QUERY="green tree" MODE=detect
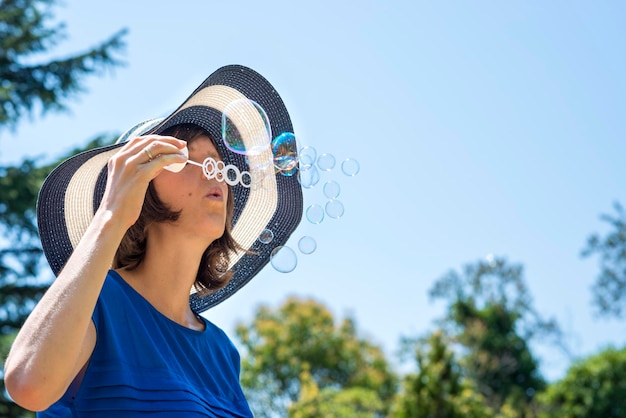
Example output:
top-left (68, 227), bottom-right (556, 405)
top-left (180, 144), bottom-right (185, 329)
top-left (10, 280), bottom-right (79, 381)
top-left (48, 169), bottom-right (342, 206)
top-left (581, 201), bottom-right (626, 319)
top-left (0, 158), bottom-right (56, 418)
top-left (235, 296), bottom-right (398, 418)
top-left (0, 136), bottom-right (112, 417)
top-left (0, 0), bottom-right (126, 129)
top-left (429, 256), bottom-right (561, 416)
top-left (288, 365), bottom-right (384, 418)
top-left (389, 330), bottom-right (493, 418)
top-left (538, 347), bottom-right (626, 418)
top-left (0, 0), bottom-right (125, 414)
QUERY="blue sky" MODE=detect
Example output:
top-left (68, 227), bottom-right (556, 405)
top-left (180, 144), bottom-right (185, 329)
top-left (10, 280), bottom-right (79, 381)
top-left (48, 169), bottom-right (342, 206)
top-left (2, 1), bottom-right (625, 381)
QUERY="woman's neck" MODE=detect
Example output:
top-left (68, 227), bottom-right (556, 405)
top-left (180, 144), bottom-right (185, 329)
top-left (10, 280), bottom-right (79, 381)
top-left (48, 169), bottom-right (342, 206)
top-left (116, 231), bottom-right (209, 330)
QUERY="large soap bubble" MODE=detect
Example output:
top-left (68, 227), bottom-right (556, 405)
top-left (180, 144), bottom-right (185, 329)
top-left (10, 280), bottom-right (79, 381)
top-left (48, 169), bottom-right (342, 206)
top-left (222, 99), bottom-right (272, 156)
top-left (270, 246), bottom-right (297, 273)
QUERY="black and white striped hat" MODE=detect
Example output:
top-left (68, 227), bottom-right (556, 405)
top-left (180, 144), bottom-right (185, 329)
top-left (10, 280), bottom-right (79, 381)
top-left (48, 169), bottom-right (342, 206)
top-left (36, 65), bottom-right (303, 312)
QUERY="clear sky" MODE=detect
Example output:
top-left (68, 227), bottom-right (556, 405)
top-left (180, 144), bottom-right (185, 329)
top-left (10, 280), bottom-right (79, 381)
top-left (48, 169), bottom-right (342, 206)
top-left (2, 0), bottom-right (625, 381)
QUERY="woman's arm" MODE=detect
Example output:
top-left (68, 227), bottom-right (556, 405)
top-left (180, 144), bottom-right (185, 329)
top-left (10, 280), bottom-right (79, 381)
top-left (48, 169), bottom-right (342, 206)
top-left (3, 136), bottom-right (187, 411)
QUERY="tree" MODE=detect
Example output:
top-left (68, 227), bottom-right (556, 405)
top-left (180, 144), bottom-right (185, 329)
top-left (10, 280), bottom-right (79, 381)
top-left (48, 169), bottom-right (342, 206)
top-left (0, 0), bottom-right (127, 129)
top-left (538, 347), bottom-right (626, 418)
top-left (581, 201), bottom-right (626, 319)
top-left (389, 330), bottom-right (492, 418)
top-left (288, 364), bottom-right (384, 418)
top-left (429, 256), bottom-right (561, 416)
top-left (0, 1), bottom-right (126, 414)
top-left (235, 296), bottom-right (398, 418)
top-left (0, 154), bottom-right (55, 415)
top-left (0, 136), bottom-right (113, 417)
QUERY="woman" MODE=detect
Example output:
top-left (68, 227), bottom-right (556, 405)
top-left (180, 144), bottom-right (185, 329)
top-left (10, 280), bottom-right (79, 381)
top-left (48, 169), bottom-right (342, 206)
top-left (4, 65), bottom-right (303, 416)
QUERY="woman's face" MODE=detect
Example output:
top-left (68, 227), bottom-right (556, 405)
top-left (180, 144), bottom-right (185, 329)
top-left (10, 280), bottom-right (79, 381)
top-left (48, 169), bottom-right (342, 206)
top-left (152, 135), bottom-right (229, 245)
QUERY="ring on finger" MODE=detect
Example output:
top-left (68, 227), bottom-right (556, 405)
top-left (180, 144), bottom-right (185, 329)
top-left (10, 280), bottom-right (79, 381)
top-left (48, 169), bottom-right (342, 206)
top-left (144, 147), bottom-right (154, 162)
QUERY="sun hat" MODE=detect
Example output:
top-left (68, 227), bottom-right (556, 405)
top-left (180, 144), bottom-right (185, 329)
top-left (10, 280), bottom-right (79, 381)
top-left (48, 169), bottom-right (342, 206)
top-left (36, 65), bottom-right (303, 312)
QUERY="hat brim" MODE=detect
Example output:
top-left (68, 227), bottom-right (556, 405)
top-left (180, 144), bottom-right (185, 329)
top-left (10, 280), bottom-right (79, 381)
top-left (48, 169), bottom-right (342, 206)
top-left (37, 65), bottom-right (303, 312)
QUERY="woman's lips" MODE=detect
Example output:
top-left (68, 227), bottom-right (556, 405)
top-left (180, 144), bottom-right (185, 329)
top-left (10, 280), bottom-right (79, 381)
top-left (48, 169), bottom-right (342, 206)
top-left (205, 186), bottom-right (223, 200)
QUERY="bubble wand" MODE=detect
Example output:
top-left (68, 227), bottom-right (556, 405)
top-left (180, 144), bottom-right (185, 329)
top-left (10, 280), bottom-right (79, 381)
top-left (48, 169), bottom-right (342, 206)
top-left (164, 147), bottom-right (253, 188)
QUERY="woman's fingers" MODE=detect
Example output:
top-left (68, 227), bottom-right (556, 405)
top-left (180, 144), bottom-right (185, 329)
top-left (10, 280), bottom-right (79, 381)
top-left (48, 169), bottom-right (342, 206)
top-left (121, 135), bottom-right (188, 170)
top-left (98, 135), bottom-right (188, 228)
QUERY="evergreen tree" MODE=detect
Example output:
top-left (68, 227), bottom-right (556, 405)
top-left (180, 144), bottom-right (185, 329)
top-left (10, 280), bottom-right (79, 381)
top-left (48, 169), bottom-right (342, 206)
top-left (0, 0), bottom-right (126, 129)
top-left (0, 0), bottom-right (125, 414)
top-left (0, 136), bottom-right (113, 417)
top-left (0, 158), bottom-right (50, 418)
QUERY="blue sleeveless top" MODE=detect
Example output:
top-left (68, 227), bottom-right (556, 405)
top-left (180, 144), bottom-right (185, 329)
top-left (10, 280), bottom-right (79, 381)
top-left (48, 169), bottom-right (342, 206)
top-left (38, 270), bottom-right (253, 417)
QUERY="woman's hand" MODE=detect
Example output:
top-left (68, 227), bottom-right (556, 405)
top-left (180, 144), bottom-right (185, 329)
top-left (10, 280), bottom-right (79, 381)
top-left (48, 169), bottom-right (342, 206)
top-left (99, 135), bottom-right (188, 229)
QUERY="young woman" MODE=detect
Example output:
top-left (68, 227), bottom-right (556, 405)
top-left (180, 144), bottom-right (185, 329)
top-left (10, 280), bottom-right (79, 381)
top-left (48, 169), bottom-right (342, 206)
top-left (4, 65), bottom-right (303, 417)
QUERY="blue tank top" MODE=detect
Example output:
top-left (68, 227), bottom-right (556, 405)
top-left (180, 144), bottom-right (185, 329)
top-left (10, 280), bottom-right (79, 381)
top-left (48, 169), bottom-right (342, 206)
top-left (38, 270), bottom-right (253, 417)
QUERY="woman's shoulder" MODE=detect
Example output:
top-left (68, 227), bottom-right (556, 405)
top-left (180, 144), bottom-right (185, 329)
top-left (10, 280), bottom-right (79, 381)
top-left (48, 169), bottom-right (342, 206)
top-left (94, 270), bottom-right (143, 317)
top-left (98, 269), bottom-right (134, 302)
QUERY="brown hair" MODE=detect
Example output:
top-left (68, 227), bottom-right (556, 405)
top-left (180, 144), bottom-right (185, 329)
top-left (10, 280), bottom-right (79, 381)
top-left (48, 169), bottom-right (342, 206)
top-left (113, 124), bottom-right (240, 294)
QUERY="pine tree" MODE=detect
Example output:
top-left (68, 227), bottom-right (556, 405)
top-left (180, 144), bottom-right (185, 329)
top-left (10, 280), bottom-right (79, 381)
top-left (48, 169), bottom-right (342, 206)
top-left (0, 1), bottom-right (125, 415)
top-left (0, 0), bottom-right (126, 129)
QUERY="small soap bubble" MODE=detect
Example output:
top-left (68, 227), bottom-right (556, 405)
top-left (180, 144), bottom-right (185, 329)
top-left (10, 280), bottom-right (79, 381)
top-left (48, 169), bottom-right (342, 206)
top-left (306, 204), bottom-right (325, 224)
top-left (249, 169), bottom-right (273, 191)
top-left (323, 181), bottom-right (341, 199)
top-left (270, 246), bottom-right (298, 273)
top-left (222, 99), bottom-right (271, 156)
top-left (245, 154), bottom-right (273, 173)
top-left (341, 158), bottom-right (360, 176)
top-left (298, 236), bottom-right (317, 255)
top-left (258, 229), bottom-right (274, 244)
top-left (272, 132), bottom-right (298, 176)
top-left (317, 153), bottom-right (336, 171)
top-left (299, 146), bottom-right (317, 166)
top-left (325, 199), bottom-right (345, 219)
top-left (298, 164), bottom-right (320, 189)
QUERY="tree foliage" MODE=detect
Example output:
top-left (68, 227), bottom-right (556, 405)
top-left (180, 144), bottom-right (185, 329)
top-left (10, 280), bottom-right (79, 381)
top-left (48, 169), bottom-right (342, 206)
top-left (581, 201), bottom-right (626, 319)
top-left (389, 330), bottom-right (492, 418)
top-left (538, 347), bottom-right (626, 418)
top-left (288, 364), bottom-right (384, 418)
top-left (235, 297), bottom-right (398, 418)
top-left (0, 156), bottom-right (56, 418)
top-left (429, 256), bottom-right (559, 415)
top-left (0, 1), bottom-right (126, 414)
top-left (0, 0), bottom-right (126, 129)
top-left (0, 135), bottom-right (113, 416)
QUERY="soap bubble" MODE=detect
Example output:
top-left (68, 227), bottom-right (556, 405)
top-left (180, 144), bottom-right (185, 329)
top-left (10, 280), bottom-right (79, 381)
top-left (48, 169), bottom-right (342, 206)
top-left (325, 199), bottom-right (344, 219)
top-left (298, 236), bottom-right (317, 255)
top-left (248, 169), bottom-right (273, 191)
top-left (258, 229), bottom-right (274, 244)
top-left (299, 146), bottom-right (317, 166)
top-left (323, 181), bottom-right (341, 199)
top-left (341, 158), bottom-right (360, 176)
top-left (317, 153), bottom-right (336, 171)
top-left (222, 99), bottom-right (271, 156)
top-left (244, 153), bottom-right (273, 174)
top-left (306, 204), bottom-right (324, 224)
top-left (298, 164), bottom-right (320, 189)
top-left (272, 132), bottom-right (298, 176)
top-left (270, 246), bottom-right (297, 273)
